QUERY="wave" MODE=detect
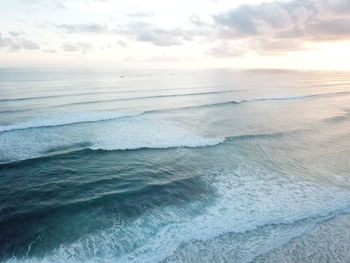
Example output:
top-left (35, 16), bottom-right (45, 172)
top-left (183, 90), bottom-right (350, 109)
top-left (0, 122), bottom-right (304, 165)
top-left (225, 130), bottom-right (301, 142)
top-left (1, 90), bottom-right (349, 134)
top-left (2, 89), bottom-right (350, 117)
top-left (0, 111), bottom-right (143, 133)
top-left (281, 82), bottom-right (350, 90)
top-left (0, 109), bottom-right (304, 165)
top-left (250, 90), bottom-right (350, 103)
top-left (52, 90), bottom-right (238, 108)
top-left (323, 110), bottom-right (350, 123)
top-left (0, 85), bottom-right (228, 103)
top-left (0, 90), bottom-right (142, 102)
top-left (139, 92), bottom-right (339, 114)
top-left (89, 137), bottom-right (224, 151)
top-left (0, 126), bottom-right (305, 165)
top-left (252, 213), bottom-right (350, 263)
top-left (5, 167), bottom-right (350, 263)
top-left (1, 79), bottom-right (349, 104)
top-left (0, 117), bottom-right (225, 163)
top-left (128, 93), bottom-right (327, 117)
top-left (304, 82), bottom-right (350, 88)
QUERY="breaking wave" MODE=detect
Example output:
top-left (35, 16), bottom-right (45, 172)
top-left (5, 167), bottom-right (350, 263)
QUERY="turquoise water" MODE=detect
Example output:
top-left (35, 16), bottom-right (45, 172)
top-left (0, 68), bottom-right (350, 262)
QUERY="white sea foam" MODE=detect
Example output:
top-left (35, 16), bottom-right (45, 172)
top-left (89, 118), bottom-right (224, 151)
top-left (254, 213), bottom-right (350, 263)
top-left (7, 166), bottom-right (350, 263)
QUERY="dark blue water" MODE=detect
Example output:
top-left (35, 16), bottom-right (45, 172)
top-left (1, 69), bottom-right (350, 262)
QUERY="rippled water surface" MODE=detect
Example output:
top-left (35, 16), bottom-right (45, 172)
top-left (1, 68), bottom-right (350, 262)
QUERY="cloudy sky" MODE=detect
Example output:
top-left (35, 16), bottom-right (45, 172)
top-left (1, 0), bottom-right (350, 70)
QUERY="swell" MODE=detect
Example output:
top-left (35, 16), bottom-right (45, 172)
top-left (0, 174), bottom-right (207, 260)
top-left (148, 89), bottom-right (350, 112)
top-left (0, 89), bottom-right (237, 114)
top-left (140, 90), bottom-right (350, 116)
top-left (225, 130), bottom-right (302, 141)
top-left (0, 111), bottom-right (144, 133)
top-left (302, 82), bottom-right (350, 88)
top-left (323, 110), bottom-right (350, 123)
top-left (251, 90), bottom-right (350, 102)
top-left (1, 81), bottom-right (349, 103)
top-left (51, 90), bottom-right (238, 108)
top-left (0, 85), bottom-right (228, 103)
top-left (0, 174), bottom-right (200, 226)
top-left (1, 90), bottom-right (349, 133)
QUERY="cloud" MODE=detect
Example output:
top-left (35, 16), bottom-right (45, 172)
top-left (253, 38), bottom-right (308, 55)
top-left (207, 42), bottom-right (250, 57)
top-left (306, 18), bottom-right (350, 40)
top-left (62, 43), bottom-right (79, 52)
top-left (44, 48), bottom-right (57, 54)
top-left (123, 55), bottom-right (194, 63)
top-left (21, 38), bottom-right (41, 50)
top-left (8, 31), bottom-right (24, 37)
top-left (55, 21), bottom-right (192, 47)
top-left (120, 0), bottom-right (350, 51)
top-left (144, 55), bottom-right (192, 62)
top-left (20, 0), bottom-right (66, 10)
top-left (126, 12), bottom-right (155, 18)
top-left (214, 5), bottom-right (258, 36)
top-left (52, 0), bottom-right (350, 54)
top-left (123, 22), bottom-right (192, 46)
top-left (207, 0), bottom-right (350, 56)
top-left (0, 33), bottom-right (40, 51)
top-left (213, 0), bottom-right (350, 40)
top-left (61, 42), bottom-right (94, 53)
top-left (189, 15), bottom-right (211, 27)
top-left (58, 23), bottom-right (107, 34)
top-left (117, 40), bottom-right (128, 47)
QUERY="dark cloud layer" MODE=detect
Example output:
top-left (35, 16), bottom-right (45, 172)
top-left (213, 0), bottom-right (350, 40)
top-left (206, 0), bottom-right (350, 56)
top-left (306, 18), bottom-right (350, 40)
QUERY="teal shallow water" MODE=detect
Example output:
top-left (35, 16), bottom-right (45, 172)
top-left (0, 69), bottom-right (350, 262)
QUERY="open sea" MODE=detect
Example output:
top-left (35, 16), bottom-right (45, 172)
top-left (0, 68), bottom-right (350, 263)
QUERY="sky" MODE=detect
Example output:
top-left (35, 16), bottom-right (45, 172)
top-left (0, 0), bottom-right (350, 70)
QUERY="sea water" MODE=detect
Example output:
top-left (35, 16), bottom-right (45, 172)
top-left (0, 68), bottom-right (349, 262)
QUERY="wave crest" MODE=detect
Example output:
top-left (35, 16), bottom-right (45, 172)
top-left (0, 111), bottom-right (143, 133)
top-left (0, 116), bottom-right (225, 163)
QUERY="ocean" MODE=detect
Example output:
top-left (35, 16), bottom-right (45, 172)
top-left (0, 68), bottom-right (349, 263)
